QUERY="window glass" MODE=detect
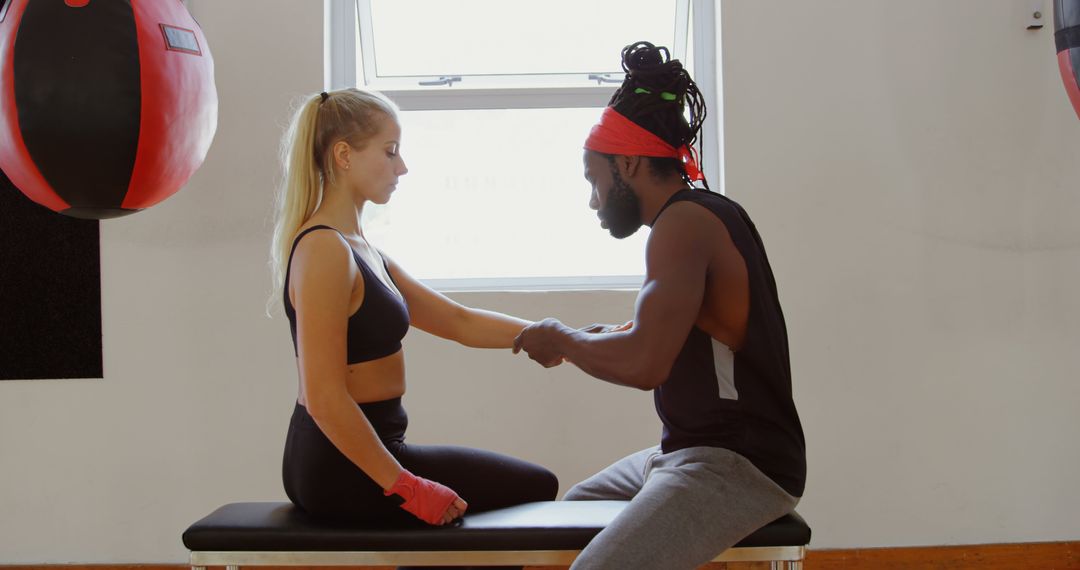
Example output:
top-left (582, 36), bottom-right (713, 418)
top-left (363, 107), bottom-right (650, 281)
top-left (365, 0), bottom-right (678, 79)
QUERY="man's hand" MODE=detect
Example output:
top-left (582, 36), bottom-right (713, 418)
top-left (578, 321), bottom-right (633, 334)
top-left (513, 318), bottom-right (570, 367)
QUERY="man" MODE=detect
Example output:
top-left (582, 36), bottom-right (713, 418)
top-left (513, 42), bottom-right (806, 570)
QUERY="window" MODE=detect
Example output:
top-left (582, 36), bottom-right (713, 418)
top-left (326, 0), bottom-right (720, 290)
top-left (356, 0), bottom-right (684, 90)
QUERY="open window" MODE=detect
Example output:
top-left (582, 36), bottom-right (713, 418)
top-left (326, 0), bottom-right (719, 290)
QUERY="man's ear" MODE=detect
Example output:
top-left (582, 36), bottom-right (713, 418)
top-left (619, 155), bottom-right (643, 178)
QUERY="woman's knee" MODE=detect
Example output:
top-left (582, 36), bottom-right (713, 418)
top-left (538, 467), bottom-right (559, 500)
top-left (520, 464), bottom-right (559, 501)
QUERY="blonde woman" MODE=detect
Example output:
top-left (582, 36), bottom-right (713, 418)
top-left (272, 88), bottom-right (557, 529)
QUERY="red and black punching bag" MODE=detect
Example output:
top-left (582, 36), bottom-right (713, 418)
top-left (1056, 0), bottom-right (1080, 119)
top-left (0, 0), bottom-right (216, 219)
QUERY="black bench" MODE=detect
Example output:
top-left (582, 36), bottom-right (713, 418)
top-left (183, 500), bottom-right (810, 568)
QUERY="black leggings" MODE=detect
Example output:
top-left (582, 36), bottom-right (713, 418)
top-left (282, 398), bottom-right (559, 527)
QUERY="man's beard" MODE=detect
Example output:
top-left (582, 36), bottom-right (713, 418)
top-left (598, 168), bottom-right (643, 239)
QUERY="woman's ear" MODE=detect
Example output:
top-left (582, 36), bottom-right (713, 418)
top-left (332, 140), bottom-right (352, 171)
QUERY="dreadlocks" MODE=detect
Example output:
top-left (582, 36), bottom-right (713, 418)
top-left (606, 41), bottom-right (709, 190)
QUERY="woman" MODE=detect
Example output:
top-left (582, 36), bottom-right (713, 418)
top-left (271, 88), bottom-right (558, 528)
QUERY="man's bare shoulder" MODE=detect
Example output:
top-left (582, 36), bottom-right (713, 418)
top-left (649, 198), bottom-right (727, 245)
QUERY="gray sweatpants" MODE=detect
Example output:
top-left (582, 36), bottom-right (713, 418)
top-left (564, 446), bottom-right (798, 570)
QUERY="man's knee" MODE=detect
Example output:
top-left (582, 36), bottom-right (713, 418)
top-left (563, 476), bottom-right (633, 501)
top-left (562, 481), bottom-right (595, 501)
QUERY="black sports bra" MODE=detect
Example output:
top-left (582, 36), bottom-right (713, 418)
top-left (283, 225), bottom-right (410, 364)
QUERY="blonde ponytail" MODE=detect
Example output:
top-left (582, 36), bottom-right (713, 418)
top-left (270, 95), bottom-right (322, 300)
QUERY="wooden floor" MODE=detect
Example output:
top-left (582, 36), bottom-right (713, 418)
top-left (803, 541), bottom-right (1080, 569)
top-left (4, 543), bottom-right (1080, 570)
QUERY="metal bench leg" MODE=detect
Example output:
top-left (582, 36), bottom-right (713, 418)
top-left (226, 566), bottom-right (239, 570)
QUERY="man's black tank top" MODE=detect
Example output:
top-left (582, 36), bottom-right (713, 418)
top-left (653, 189), bottom-right (806, 497)
top-left (283, 225), bottom-right (410, 364)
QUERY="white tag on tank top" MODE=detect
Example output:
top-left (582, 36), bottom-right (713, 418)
top-left (711, 338), bottom-right (739, 400)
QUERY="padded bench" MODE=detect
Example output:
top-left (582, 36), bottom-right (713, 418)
top-left (183, 500), bottom-right (810, 568)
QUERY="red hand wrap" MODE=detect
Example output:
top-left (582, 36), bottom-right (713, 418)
top-left (384, 470), bottom-right (460, 525)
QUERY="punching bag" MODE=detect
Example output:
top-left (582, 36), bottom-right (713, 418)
top-left (0, 0), bottom-right (217, 219)
top-left (1056, 0), bottom-right (1080, 119)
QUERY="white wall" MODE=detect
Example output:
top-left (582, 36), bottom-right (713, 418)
top-left (0, 0), bottom-right (1078, 562)
top-left (722, 0), bottom-right (1080, 549)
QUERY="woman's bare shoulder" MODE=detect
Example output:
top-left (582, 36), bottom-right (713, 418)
top-left (290, 228), bottom-right (355, 285)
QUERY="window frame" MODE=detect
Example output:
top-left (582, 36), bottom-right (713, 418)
top-left (323, 0), bottom-right (721, 291)
top-left (352, 0), bottom-right (690, 98)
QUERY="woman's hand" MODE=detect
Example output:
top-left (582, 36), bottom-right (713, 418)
top-left (441, 496), bottom-right (469, 525)
top-left (384, 469), bottom-right (469, 525)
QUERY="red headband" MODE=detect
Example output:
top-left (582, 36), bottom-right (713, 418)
top-left (583, 107), bottom-right (703, 182)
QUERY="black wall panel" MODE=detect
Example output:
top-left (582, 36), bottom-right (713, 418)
top-left (0, 169), bottom-right (102, 380)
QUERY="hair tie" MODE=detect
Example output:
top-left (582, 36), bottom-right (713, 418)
top-left (319, 91), bottom-right (329, 104)
top-left (633, 87), bottom-right (678, 101)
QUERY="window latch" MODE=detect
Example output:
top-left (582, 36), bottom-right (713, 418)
top-left (588, 73), bottom-right (622, 85)
top-left (418, 76), bottom-right (462, 87)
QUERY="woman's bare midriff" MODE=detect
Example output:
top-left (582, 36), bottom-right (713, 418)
top-left (297, 350), bottom-right (407, 407)
top-left (344, 350), bottom-right (407, 402)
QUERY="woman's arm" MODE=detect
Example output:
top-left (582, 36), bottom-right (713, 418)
top-left (291, 231), bottom-right (404, 489)
top-left (292, 233), bottom-right (467, 525)
top-left (383, 254), bottom-right (531, 348)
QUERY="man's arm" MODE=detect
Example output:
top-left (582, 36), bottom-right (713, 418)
top-left (515, 201), bottom-right (713, 389)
